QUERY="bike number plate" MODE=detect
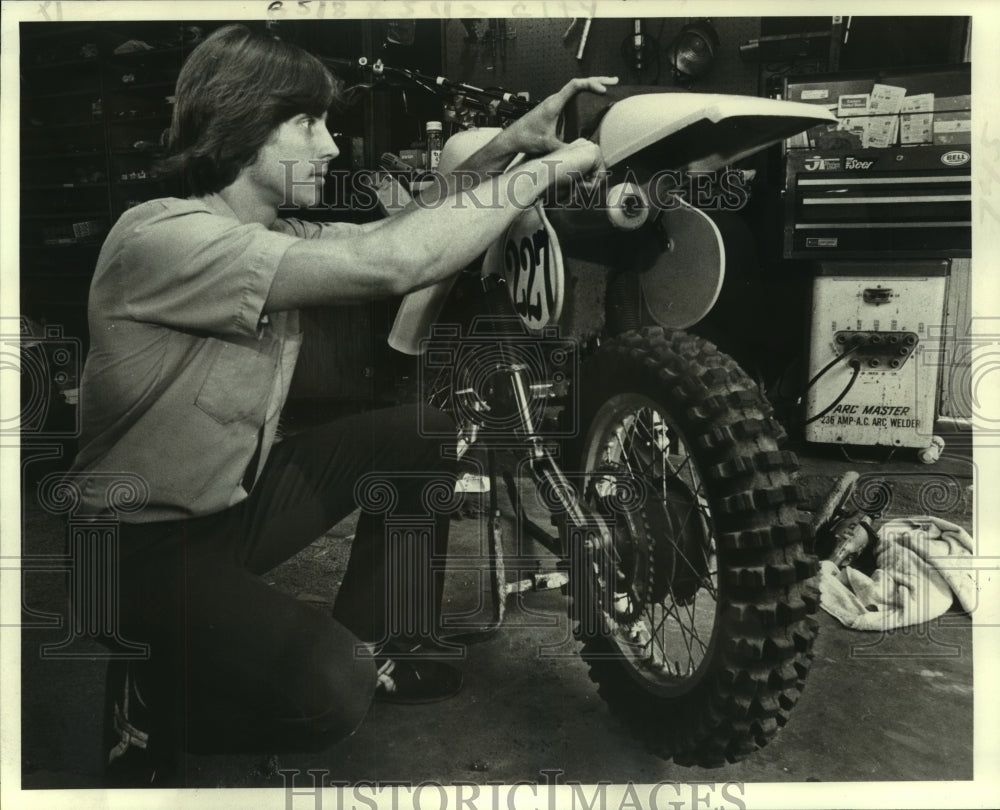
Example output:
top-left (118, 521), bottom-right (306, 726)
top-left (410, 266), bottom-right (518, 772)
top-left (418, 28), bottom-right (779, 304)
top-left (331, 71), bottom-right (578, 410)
top-left (488, 203), bottom-right (564, 332)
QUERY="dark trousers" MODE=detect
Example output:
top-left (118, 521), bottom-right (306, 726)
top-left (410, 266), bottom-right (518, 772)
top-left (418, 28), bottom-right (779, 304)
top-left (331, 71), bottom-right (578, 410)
top-left (111, 405), bottom-right (455, 753)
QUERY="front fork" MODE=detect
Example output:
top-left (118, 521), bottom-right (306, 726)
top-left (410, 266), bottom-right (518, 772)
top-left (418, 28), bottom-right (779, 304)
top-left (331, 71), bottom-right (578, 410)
top-left (452, 277), bottom-right (613, 636)
top-left (477, 273), bottom-right (602, 545)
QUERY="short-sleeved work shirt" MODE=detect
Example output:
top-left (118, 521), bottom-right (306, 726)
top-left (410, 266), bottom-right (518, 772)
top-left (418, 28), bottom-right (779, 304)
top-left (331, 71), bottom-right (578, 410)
top-left (71, 194), bottom-right (353, 522)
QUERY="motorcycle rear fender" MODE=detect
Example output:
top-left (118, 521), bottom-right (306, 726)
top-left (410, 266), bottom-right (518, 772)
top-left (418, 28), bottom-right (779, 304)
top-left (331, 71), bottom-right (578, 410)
top-left (426, 91), bottom-right (838, 176)
top-left (593, 92), bottom-right (837, 170)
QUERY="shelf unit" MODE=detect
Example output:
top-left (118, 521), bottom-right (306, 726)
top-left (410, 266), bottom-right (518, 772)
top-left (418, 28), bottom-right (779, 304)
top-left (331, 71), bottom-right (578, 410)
top-left (19, 21), bottom-right (210, 343)
top-left (20, 22), bottom-right (199, 240)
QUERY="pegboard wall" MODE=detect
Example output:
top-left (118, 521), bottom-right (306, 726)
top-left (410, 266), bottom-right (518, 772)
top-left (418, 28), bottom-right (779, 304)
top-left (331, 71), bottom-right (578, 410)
top-left (443, 17), bottom-right (762, 103)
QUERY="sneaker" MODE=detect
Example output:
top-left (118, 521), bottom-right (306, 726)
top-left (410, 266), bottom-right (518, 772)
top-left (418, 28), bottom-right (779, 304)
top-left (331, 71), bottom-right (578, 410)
top-left (374, 657), bottom-right (463, 704)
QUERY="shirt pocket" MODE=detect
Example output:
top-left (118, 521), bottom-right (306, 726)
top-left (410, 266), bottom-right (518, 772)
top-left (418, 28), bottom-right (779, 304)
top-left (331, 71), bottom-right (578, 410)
top-left (194, 337), bottom-right (278, 425)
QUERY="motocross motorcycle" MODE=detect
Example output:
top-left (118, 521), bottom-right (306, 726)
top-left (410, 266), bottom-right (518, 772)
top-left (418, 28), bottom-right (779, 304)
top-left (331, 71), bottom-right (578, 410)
top-left (349, 61), bottom-right (836, 767)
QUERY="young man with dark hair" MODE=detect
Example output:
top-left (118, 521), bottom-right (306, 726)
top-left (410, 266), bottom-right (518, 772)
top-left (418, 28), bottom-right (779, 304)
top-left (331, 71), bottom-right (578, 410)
top-left (71, 23), bottom-right (614, 785)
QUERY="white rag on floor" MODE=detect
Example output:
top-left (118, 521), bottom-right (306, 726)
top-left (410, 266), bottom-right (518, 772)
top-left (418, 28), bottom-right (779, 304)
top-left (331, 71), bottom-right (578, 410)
top-left (818, 515), bottom-right (977, 631)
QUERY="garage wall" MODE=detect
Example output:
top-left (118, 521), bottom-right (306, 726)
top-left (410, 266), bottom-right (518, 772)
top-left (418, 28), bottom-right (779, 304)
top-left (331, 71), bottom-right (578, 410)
top-left (442, 17), bottom-right (761, 102)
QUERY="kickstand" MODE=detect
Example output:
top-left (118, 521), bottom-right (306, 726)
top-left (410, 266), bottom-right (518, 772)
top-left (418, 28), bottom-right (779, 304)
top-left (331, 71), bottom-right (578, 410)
top-left (441, 450), bottom-right (569, 646)
top-left (487, 448), bottom-right (506, 629)
top-left (501, 469), bottom-right (561, 554)
top-left (441, 448), bottom-right (506, 646)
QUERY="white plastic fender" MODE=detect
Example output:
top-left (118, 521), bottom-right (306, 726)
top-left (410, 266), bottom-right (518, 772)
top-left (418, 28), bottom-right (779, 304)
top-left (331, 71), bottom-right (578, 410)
top-left (596, 93), bottom-right (837, 170)
top-left (388, 128), bottom-right (504, 356)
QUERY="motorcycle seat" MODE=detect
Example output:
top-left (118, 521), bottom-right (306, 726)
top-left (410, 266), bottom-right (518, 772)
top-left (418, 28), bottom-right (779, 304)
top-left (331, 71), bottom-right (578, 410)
top-left (561, 84), bottom-right (686, 141)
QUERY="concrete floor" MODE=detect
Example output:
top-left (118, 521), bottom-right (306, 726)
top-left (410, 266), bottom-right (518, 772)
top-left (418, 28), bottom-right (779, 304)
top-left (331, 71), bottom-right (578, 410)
top-left (14, 438), bottom-right (980, 798)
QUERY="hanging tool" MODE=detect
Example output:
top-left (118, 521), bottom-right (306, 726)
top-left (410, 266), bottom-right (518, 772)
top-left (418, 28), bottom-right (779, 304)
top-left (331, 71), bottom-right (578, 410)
top-left (461, 18), bottom-right (479, 44)
top-left (630, 19), bottom-right (645, 71)
top-left (563, 17), bottom-right (593, 61)
top-left (576, 18), bottom-right (592, 61)
top-left (488, 18), bottom-right (498, 71)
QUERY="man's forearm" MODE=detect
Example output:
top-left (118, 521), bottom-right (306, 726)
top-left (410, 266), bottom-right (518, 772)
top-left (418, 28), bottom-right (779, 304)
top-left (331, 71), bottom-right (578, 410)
top-left (455, 126), bottom-right (521, 177)
top-left (265, 156), bottom-right (558, 311)
top-left (358, 126), bottom-right (519, 230)
top-left (363, 130), bottom-right (518, 230)
top-left (408, 126), bottom-right (521, 209)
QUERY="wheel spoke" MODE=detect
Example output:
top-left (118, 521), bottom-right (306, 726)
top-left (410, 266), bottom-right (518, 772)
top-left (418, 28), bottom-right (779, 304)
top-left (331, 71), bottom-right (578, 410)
top-left (648, 595), bottom-right (697, 674)
top-left (654, 594), bottom-right (689, 656)
top-left (619, 409), bottom-right (658, 477)
top-left (678, 595), bottom-right (710, 654)
top-left (643, 609), bottom-right (671, 671)
top-left (666, 593), bottom-right (702, 662)
top-left (666, 598), bottom-right (708, 665)
top-left (663, 469), bottom-right (718, 601)
top-left (701, 571), bottom-right (719, 601)
top-left (668, 451), bottom-right (695, 482)
top-left (614, 426), bottom-right (636, 477)
top-left (648, 601), bottom-right (671, 640)
top-left (588, 399), bottom-right (725, 685)
top-left (620, 412), bottom-right (718, 602)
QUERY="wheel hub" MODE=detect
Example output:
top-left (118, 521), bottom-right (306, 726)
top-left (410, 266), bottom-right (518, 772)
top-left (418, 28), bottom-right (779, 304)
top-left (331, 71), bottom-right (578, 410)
top-left (644, 474), bottom-right (712, 604)
top-left (591, 467), bottom-right (712, 613)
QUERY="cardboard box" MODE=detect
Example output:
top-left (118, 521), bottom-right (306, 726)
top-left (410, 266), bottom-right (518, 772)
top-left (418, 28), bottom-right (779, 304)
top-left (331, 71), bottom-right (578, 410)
top-left (838, 93), bottom-right (871, 117)
top-left (933, 110), bottom-right (972, 145)
top-left (934, 94), bottom-right (971, 113)
top-left (397, 148), bottom-right (426, 170)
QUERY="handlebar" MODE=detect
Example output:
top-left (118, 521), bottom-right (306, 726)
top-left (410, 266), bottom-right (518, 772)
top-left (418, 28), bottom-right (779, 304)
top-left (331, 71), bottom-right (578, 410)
top-left (322, 56), bottom-right (536, 123)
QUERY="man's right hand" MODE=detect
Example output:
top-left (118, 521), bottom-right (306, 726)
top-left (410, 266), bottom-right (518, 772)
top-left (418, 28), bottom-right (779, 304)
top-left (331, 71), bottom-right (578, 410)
top-left (536, 137), bottom-right (605, 188)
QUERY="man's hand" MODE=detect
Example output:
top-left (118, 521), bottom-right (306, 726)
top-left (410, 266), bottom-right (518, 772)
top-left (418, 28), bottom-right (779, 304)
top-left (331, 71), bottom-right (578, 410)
top-left (541, 138), bottom-right (604, 187)
top-left (501, 76), bottom-right (619, 156)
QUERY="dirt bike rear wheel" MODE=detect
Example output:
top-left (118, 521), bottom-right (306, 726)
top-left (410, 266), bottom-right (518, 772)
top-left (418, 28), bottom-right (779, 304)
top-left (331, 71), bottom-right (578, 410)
top-left (565, 326), bottom-right (819, 767)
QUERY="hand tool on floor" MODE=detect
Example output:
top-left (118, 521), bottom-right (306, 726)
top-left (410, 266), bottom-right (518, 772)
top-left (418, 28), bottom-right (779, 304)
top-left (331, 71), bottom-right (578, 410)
top-left (811, 471), bottom-right (877, 568)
